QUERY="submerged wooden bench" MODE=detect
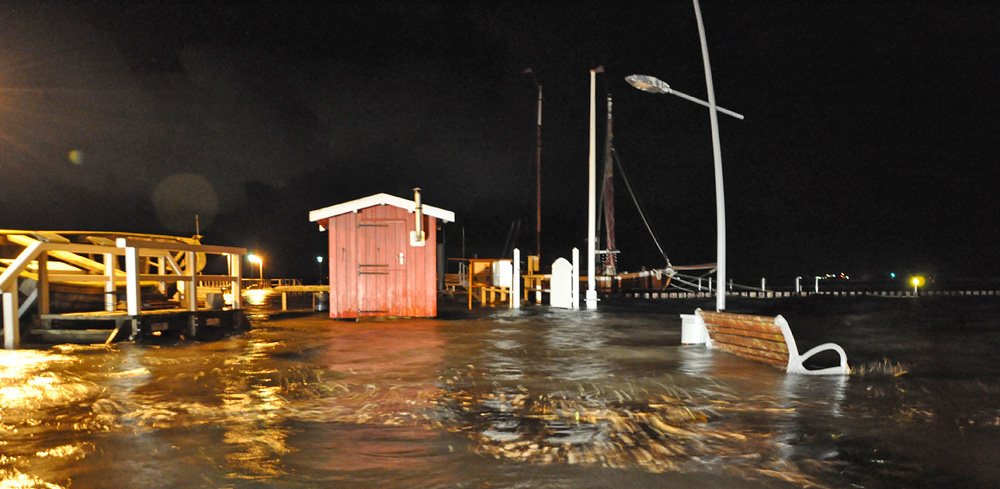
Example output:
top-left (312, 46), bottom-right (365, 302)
top-left (695, 309), bottom-right (849, 375)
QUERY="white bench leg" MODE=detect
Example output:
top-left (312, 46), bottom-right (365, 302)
top-left (788, 342), bottom-right (849, 375)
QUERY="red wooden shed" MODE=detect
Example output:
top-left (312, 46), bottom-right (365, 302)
top-left (308, 190), bottom-right (455, 319)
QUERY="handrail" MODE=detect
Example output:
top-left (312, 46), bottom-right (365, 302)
top-left (115, 237), bottom-right (245, 255)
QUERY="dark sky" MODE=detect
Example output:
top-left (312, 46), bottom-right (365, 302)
top-left (2, 1), bottom-right (998, 284)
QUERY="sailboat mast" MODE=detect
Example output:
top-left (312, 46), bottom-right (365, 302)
top-left (601, 93), bottom-right (617, 275)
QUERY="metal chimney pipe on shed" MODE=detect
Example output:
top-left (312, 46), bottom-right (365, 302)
top-left (412, 187), bottom-right (424, 245)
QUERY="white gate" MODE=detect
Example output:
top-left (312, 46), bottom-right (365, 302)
top-left (549, 257), bottom-right (573, 309)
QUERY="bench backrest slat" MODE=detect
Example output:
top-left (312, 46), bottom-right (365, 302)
top-left (712, 342), bottom-right (789, 367)
top-left (707, 326), bottom-right (786, 343)
top-left (699, 311), bottom-right (791, 368)
top-left (707, 333), bottom-right (790, 366)
top-left (701, 312), bottom-right (783, 335)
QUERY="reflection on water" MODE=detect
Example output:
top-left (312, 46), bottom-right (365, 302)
top-left (2, 297), bottom-right (1000, 488)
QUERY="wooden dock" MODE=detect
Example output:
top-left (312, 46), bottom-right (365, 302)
top-left (271, 284), bottom-right (328, 311)
top-left (2, 231), bottom-right (250, 349)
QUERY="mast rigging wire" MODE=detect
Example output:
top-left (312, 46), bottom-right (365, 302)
top-left (612, 147), bottom-right (672, 268)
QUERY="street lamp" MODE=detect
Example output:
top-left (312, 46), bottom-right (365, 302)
top-left (624, 75), bottom-right (744, 120)
top-left (247, 254), bottom-right (263, 282)
top-left (623, 0), bottom-right (743, 312)
top-left (626, 73), bottom-right (743, 312)
top-left (316, 255), bottom-right (324, 285)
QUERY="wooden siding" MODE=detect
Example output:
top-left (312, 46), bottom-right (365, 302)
top-left (326, 204), bottom-right (438, 319)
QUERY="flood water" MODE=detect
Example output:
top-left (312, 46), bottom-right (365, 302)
top-left (2, 294), bottom-right (999, 488)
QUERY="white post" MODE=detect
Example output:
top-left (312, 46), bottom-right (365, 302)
top-left (708, 277), bottom-right (713, 295)
top-left (535, 262), bottom-right (542, 304)
top-left (3, 288), bottom-right (18, 349)
top-left (230, 253), bottom-right (243, 309)
top-left (814, 276), bottom-right (820, 293)
top-left (693, 0), bottom-right (726, 312)
top-left (125, 245), bottom-right (142, 316)
top-left (795, 276), bottom-right (802, 293)
top-left (761, 277), bottom-right (766, 291)
top-left (572, 247), bottom-right (581, 309)
top-left (698, 277), bottom-right (703, 291)
top-left (157, 256), bottom-right (167, 295)
top-left (586, 68), bottom-right (599, 310)
top-left (104, 252), bottom-right (117, 311)
top-left (512, 248), bottom-right (521, 309)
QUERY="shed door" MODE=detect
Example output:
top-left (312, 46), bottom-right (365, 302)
top-left (356, 220), bottom-right (406, 316)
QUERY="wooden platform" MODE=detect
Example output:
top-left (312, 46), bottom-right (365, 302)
top-left (3, 231), bottom-right (249, 349)
top-left (270, 285), bottom-right (328, 311)
top-left (30, 307), bottom-right (250, 345)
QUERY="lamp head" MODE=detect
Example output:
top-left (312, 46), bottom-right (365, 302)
top-left (625, 74), bottom-right (671, 94)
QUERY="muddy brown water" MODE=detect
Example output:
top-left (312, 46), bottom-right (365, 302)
top-left (2, 295), bottom-right (999, 488)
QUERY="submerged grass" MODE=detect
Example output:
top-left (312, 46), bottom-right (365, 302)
top-left (850, 357), bottom-right (909, 377)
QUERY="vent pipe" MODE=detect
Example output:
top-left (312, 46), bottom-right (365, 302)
top-left (411, 187), bottom-right (425, 246)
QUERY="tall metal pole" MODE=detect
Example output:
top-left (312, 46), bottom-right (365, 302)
top-left (535, 84), bottom-right (543, 259)
top-left (524, 69), bottom-right (544, 260)
top-left (586, 67), bottom-right (602, 310)
top-left (693, 0), bottom-right (727, 312)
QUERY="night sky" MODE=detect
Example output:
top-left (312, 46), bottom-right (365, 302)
top-left (2, 1), bottom-right (998, 285)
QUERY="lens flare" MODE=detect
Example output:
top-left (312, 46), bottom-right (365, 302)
top-left (68, 149), bottom-right (85, 165)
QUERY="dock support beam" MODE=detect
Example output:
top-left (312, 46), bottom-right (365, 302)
top-left (229, 253), bottom-right (243, 309)
top-left (38, 253), bottom-right (50, 316)
top-left (188, 313), bottom-right (198, 338)
top-left (104, 251), bottom-right (117, 311)
top-left (185, 251), bottom-right (198, 311)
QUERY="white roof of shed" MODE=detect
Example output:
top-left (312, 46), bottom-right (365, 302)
top-left (308, 193), bottom-right (455, 228)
